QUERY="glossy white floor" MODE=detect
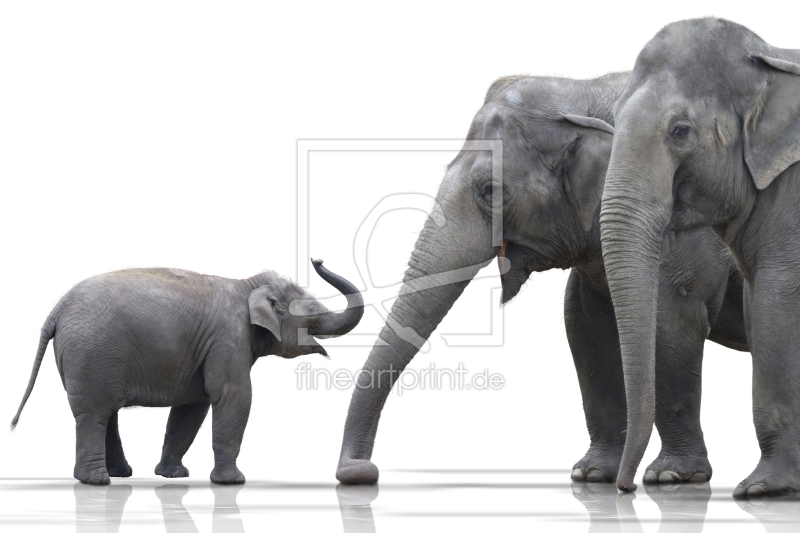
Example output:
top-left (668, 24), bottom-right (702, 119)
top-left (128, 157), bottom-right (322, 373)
top-left (2, 471), bottom-right (798, 533)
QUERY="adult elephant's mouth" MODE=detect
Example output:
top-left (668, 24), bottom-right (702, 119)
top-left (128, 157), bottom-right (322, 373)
top-left (497, 240), bottom-right (509, 262)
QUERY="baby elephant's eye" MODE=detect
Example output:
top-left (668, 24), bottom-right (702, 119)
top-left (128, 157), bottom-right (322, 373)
top-left (671, 124), bottom-right (690, 138)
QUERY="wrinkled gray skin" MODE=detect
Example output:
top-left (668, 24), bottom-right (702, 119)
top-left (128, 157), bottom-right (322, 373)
top-left (12, 259), bottom-right (363, 485)
top-left (336, 72), bottom-right (749, 485)
top-left (599, 18), bottom-right (800, 497)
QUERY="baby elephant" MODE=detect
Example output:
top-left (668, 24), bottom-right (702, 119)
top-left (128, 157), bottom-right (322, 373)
top-left (11, 259), bottom-right (363, 485)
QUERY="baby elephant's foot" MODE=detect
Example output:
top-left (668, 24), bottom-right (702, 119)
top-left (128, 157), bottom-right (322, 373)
top-left (643, 454), bottom-right (712, 484)
top-left (336, 458), bottom-right (379, 484)
top-left (571, 448), bottom-right (622, 482)
top-left (106, 461), bottom-right (133, 478)
top-left (733, 457), bottom-right (800, 499)
top-left (75, 463), bottom-right (111, 485)
top-left (211, 465), bottom-right (245, 484)
top-left (155, 458), bottom-right (190, 478)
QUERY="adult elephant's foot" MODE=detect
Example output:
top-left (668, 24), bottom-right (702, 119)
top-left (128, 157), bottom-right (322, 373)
top-left (643, 454), bottom-right (711, 484)
top-left (571, 448), bottom-right (621, 482)
top-left (336, 457), bottom-right (379, 484)
top-left (155, 458), bottom-right (189, 478)
top-left (732, 457), bottom-right (800, 499)
top-left (210, 465), bottom-right (245, 484)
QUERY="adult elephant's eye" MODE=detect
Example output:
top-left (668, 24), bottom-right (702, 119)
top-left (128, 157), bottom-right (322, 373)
top-left (481, 183), bottom-right (494, 204)
top-left (480, 181), bottom-right (507, 206)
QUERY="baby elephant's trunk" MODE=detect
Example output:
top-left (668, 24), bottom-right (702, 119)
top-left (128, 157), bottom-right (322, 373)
top-left (310, 259), bottom-right (364, 337)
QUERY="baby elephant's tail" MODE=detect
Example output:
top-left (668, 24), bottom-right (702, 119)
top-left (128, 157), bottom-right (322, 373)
top-left (10, 304), bottom-right (60, 430)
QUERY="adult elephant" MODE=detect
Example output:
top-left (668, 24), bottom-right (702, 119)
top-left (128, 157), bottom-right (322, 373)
top-left (336, 72), bottom-right (748, 485)
top-left (598, 18), bottom-right (800, 497)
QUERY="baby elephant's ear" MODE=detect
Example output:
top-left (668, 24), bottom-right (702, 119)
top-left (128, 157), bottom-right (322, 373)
top-left (249, 286), bottom-right (282, 342)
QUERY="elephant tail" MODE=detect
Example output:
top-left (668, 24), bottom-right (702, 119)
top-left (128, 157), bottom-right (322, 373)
top-left (10, 302), bottom-right (61, 431)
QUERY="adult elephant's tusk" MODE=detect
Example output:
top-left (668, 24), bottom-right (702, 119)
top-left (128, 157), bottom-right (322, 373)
top-left (497, 240), bottom-right (510, 274)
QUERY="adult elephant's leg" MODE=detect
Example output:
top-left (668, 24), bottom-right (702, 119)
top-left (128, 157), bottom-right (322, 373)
top-left (105, 412), bottom-right (132, 477)
top-left (734, 273), bottom-right (800, 498)
top-left (565, 270), bottom-right (627, 483)
top-left (644, 285), bottom-right (711, 484)
top-left (155, 401), bottom-right (211, 478)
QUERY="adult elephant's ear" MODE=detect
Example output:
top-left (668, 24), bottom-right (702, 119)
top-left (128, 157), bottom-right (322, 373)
top-left (249, 286), bottom-right (282, 341)
top-left (744, 54), bottom-right (800, 190)
top-left (560, 114), bottom-right (615, 232)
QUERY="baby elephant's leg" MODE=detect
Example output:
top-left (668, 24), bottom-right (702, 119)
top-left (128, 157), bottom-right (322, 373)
top-left (204, 361), bottom-right (252, 484)
top-left (155, 401), bottom-right (211, 478)
top-left (105, 412), bottom-right (132, 477)
top-left (209, 394), bottom-right (251, 484)
top-left (73, 409), bottom-right (115, 485)
top-left (65, 346), bottom-right (127, 484)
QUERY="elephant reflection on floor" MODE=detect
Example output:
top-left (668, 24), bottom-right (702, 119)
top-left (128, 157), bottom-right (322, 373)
top-left (155, 485), bottom-right (199, 533)
top-left (73, 483), bottom-right (132, 533)
top-left (72, 483), bottom-right (246, 533)
top-left (336, 484), bottom-right (379, 533)
top-left (737, 498), bottom-right (800, 533)
top-left (572, 481), bottom-right (712, 533)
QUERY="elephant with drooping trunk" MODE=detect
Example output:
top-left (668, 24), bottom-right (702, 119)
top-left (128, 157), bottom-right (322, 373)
top-left (11, 259), bottom-right (363, 484)
top-left (336, 72), bottom-right (749, 485)
top-left (599, 18), bottom-right (800, 497)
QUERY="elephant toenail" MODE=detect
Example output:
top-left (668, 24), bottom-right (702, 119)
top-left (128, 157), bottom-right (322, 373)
top-left (571, 468), bottom-right (585, 481)
top-left (585, 469), bottom-right (605, 482)
top-left (688, 472), bottom-right (708, 483)
top-left (643, 470), bottom-right (657, 484)
top-left (658, 470), bottom-right (680, 483)
top-left (746, 484), bottom-right (766, 497)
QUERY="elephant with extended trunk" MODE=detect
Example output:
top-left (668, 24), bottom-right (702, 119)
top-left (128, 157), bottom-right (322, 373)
top-left (11, 259), bottom-right (363, 485)
top-left (336, 72), bottom-right (749, 485)
top-left (599, 18), bottom-right (800, 497)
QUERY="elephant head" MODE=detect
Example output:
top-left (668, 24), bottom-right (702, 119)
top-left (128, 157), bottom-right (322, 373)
top-left (336, 72), bottom-right (629, 483)
top-left (598, 18), bottom-right (800, 491)
top-left (250, 259), bottom-right (364, 358)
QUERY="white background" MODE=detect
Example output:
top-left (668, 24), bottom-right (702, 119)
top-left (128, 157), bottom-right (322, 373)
top-left (0, 0), bottom-right (791, 520)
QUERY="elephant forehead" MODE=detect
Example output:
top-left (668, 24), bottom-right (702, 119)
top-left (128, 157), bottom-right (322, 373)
top-left (288, 296), bottom-right (327, 316)
top-left (635, 20), bottom-right (764, 100)
top-left (619, 76), bottom-right (720, 128)
top-left (646, 18), bottom-right (754, 63)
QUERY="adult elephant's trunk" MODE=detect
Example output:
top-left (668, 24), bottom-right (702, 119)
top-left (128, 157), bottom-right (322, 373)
top-left (599, 125), bottom-right (675, 492)
top-left (336, 182), bottom-right (496, 484)
top-left (311, 259), bottom-right (365, 337)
